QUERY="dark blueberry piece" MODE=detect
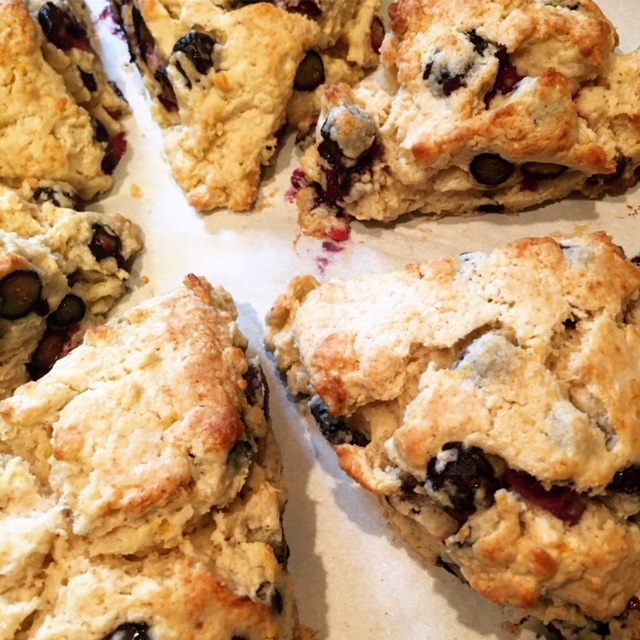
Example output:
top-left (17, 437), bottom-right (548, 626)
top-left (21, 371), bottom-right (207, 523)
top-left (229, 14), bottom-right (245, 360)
top-left (154, 69), bottom-right (179, 112)
top-left (286, 1), bottom-right (322, 17)
top-left (79, 68), bottom-right (98, 92)
top-left (521, 162), bottom-right (567, 180)
top-left (294, 50), bottom-right (325, 92)
top-left (370, 15), bottom-right (385, 54)
top-left (466, 29), bottom-right (489, 55)
top-left (243, 362), bottom-right (268, 413)
top-left (628, 596), bottom-right (640, 611)
top-left (89, 224), bottom-right (122, 262)
top-left (588, 155), bottom-right (628, 186)
top-left (272, 588), bottom-right (284, 615)
top-left (272, 535), bottom-right (290, 566)
top-left (131, 6), bottom-right (154, 63)
top-left (470, 153), bottom-right (514, 185)
top-left (102, 622), bottom-right (151, 640)
top-left (173, 31), bottom-right (216, 83)
top-left (37, 2), bottom-right (92, 52)
top-left (476, 203), bottom-right (505, 213)
top-left (505, 469), bottom-right (586, 526)
top-left (47, 294), bottom-right (86, 329)
top-left (426, 442), bottom-right (501, 522)
top-left (562, 315), bottom-right (578, 330)
top-left (92, 117), bottom-right (110, 145)
top-left (227, 439), bottom-right (253, 471)
top-left (27, 328), bottom-right (68, 379)
top-left (309, 397), bottom-right (369, 446)
top-left (423, 62), bottom-right (465, 96)
top-left (632, 254), bottom-right (640, 267)
top-left (484, 45), bottom-right (523, 107)
top-left (32, 186), bottom-right (84, 210)
top-left (0, 270), bottom-right (42, 320)
top-left (607, 465), bottom-right (640, 494)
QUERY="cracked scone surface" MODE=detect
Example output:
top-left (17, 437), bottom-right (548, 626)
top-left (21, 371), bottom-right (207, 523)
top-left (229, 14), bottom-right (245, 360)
top-left (0, 185), bottom-right (142, 398)
top-left (294, 0), bottom-right (640, 237)
top-left (0, 0), bottom-right (128, 201)
top-left (111, 0), bottom-right (382, 211)
top-left (0, 275), bottom-right (302, 640)
top-left (266, 232), bottom-right (640, 634)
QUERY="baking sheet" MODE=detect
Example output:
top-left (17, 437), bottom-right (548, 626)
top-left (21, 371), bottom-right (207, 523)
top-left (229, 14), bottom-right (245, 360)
top-left (88, 3), bottom-right (640, 638)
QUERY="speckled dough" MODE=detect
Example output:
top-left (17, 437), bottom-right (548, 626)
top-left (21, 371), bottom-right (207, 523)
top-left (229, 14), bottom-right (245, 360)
top-left (111, 0), bottom-right (382, 211)
top-left (266, 232), bottom-right (640, 633)
top-left (295, 0), bottom-right (640, 237)
top-left (0, 275), bottom-right (304, 640)
top-left (0, 0), bottom-right (128, 201)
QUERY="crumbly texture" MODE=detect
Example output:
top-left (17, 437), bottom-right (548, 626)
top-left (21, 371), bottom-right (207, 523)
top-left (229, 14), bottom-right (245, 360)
top-left (111, 0), bottom-right (382, 211)
top-left (0, 275), bottom-right (303, 639)
top-left (0, 0), bottom-right (127, 201)
top-left (295, 0), bottom-right (640, 237)
top-left (0, 185), bottom-right (142, 399)
top-left (266, 232), bottom-right (640, 633)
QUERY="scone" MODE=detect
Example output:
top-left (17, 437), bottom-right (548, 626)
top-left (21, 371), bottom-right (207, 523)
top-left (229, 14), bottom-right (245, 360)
top-left (0, 0), bottom-right (128, 203)
top-left (110, 0), bottom-right (382, 212)
top-left (294, 0), bottom-right (640, 238)
top-left (266, 232), bottom-right (640, 636)
top-left (0, 185), bottom-right (142, 398)
top-left (0, 275), bottom-right (304, 639)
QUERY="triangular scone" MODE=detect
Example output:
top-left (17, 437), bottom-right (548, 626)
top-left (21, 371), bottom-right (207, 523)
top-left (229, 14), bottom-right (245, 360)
top-left (0, 0), bottom-right (128, 202)
top-left (294, 0), bottom-right (640, 237)
top-left (111, 0), bottom-right (382, 211)
top-left (0, 185), bottom-right (142, 397)
top-left (266, 232), bottom-right (640, 635)
top-left (0, 275), bottom-right (305, 639)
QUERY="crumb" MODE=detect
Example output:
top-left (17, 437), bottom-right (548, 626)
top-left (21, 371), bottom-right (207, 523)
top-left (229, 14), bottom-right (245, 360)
top-left (130, 183), bottom-right (144, 199)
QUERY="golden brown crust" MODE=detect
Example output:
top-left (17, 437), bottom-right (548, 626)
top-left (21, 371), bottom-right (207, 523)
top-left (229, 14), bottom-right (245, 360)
top-left (296, 0), bottom-right (640, 232)
top-left (266, 232), bottom-right (640, 629)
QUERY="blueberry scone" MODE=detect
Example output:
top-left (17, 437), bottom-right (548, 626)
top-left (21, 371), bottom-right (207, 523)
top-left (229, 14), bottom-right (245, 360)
top-left (0, 185), bottom-right (142, 398)
top-left (266, 232), bottom-right (640, 636)
top-left (294, 0), bottom-right (640, 238)
top-left (110, 0), bottom-right (383, 212)
top-left (0, 275), bottom-right (305, 639)
top-left (0, 0), bottom-right (128, 203)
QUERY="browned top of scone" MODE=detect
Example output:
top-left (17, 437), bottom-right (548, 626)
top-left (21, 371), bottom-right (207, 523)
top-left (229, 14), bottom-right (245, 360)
top-left (0, 0), bottom-right (113, 199)
top-left (0, 274), bottom-right (263, 555)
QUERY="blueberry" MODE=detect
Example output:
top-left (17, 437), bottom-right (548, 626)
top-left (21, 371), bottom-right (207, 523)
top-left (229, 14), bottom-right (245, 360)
top-left (309, 397), bottom-right (369, 446)
top-left (370, 16), bottom-right (385, 54)
top-left (484, 45), bottom-right (523, 107)
top-left (32, 186), bottom-right (84, 211)
top-left (423, 62), bottom-right (465, 97)
top-left (243, 362), bottom-right (268, 414)
top-left (426, 442), bottom-right (501, 521)
top-left (607, 465), bottom-right (640, 494)
top-left (172, 31), bottom-right (216, 86)
top-left (103, 623), bottom-right (151, 640)
top-left (469, 153), bottom-right (514, 185)
top-left (294, 50), bottom-right (325, 92)
top-left (27, 328), bottom-right (68, 379)
top-left (37, 2), bottom-right (91, 52)
top-left (79, 68), bottom-right (98, 92)
top-left (47, 294), bottom-right (86, 329)
top-left (89, 224), bottom-right (122, 263)
top-left (0, 270), bottom-right (42, 320)
top-left (505, 469), bottom-right (586, 526)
